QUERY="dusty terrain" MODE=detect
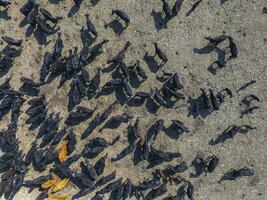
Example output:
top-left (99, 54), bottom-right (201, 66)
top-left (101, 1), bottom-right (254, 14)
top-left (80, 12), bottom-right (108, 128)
top-left (0, 0), bottom-right (267, 199)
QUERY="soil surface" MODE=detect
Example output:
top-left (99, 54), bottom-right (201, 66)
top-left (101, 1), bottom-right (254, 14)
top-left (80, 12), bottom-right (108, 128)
top-left (0, 0), bottom-right (266, 200)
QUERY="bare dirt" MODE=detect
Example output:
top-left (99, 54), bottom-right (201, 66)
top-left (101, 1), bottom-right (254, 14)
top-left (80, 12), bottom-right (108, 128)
top-left (0, 0), bottom-right (267, 200)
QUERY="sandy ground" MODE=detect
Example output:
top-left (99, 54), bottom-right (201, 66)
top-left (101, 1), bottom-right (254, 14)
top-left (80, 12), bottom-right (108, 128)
top-left (0, 0), bottom-right (267, 199)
